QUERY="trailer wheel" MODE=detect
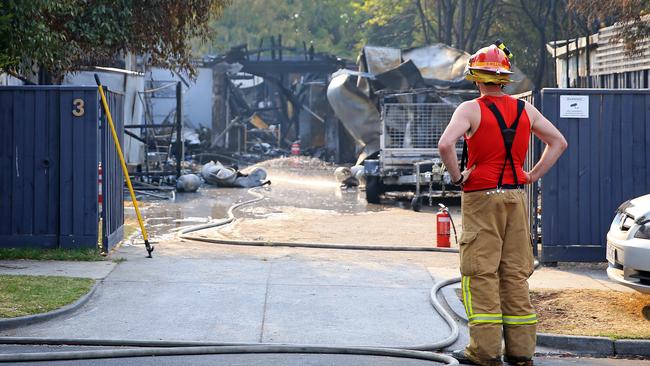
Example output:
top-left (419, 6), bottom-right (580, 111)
top-left (411, 196), bottom-right (422, 212)
top-left (365, 176), bottom-right (383, 204)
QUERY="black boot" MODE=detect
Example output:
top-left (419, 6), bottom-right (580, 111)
top-left (452, 350), bottom-right (503, 366)
top-left (504, 355), bottom-right (533, 366)
top-left (452, 350), bottom-right (480, 365)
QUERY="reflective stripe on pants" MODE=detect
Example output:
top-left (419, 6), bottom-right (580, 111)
top-left (503, 314), bottom-right (537, 325)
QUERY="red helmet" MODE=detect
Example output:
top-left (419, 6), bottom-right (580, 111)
top-left (465, 43), bottom-right (515, 84)
top-left (467, 44), bottom-right (512, 74)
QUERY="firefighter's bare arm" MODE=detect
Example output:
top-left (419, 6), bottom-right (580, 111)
top-left (524, 101), bottom-right (568, 183)
top-left (439, 101), bottom-right (478, 184)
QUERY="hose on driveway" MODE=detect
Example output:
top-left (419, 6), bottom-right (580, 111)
top-left (0, 276), bottom-right (460, 365)
top-left (177, 188), bottom-right (460, 252)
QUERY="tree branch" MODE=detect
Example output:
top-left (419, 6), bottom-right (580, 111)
top-left (414, 0), bottom-right (432, 43)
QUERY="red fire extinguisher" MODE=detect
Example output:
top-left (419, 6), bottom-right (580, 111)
top-left (436, 207), bottom-right (451, 248)
top-left (291, 140), bottom-right (301, 155)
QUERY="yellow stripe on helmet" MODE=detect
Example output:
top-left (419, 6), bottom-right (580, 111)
top-left (465, 69), bottom-right (515, 84)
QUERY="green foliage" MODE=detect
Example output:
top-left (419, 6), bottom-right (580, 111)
top-left (195, 0), bottom-right (366, 59)
top-left (0, 3), bottom-right (15, 70)
top-left (0, 275), bottom-right (95, 318)
top-left (353, 0), bottom-right (422, 48)
top-left (4, 0), bottom-right (644, 88)
top-left (0, 0), bottom-right (229, 82)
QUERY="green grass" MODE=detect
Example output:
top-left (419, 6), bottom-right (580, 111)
top-left (0, 275), bottom-right (95, 318)
top-left (0, 248), bottom-right (105, 261)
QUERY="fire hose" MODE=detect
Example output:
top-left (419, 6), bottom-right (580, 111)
top-left (178, 188), bottom-right (459, 253)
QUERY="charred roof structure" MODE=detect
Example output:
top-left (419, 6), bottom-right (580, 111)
top-left (201, 36), bottom-right (353, 163)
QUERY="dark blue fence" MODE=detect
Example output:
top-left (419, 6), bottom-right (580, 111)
top-left (0, 85), bottom-right (124, 250)
top-left (101, 88), bottom-right (125, 252)
top-left (540, 88), bottom-right (650, 262)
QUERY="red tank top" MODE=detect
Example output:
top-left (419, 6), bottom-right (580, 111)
top-left (462, 95), bottom-right (531, 192)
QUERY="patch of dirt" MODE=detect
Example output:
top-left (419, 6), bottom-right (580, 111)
top-left (455, 289), bottom-right (650, 339)
top-left (207, 205), bottom-right (448, 248)
top-left (531, 289), bottom-right (650, 339)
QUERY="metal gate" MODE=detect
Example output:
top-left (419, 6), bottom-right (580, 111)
top-left (514, 91), bottom-right (542, 257)
top-left (0, 85), bottom-right (124, 251)
top-left (539, 88), bottom-right (650, 262)
top-left (100, 89), bottom-right (125, 252)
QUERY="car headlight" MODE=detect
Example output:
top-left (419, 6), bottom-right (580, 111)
top-left (634, 222), bottom-right (650, 239)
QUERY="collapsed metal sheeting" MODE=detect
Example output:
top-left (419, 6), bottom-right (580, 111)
top-left (402, 44), bottom-right (468, 82)
top-left (326, 74), bottom-right (381, 165)
top-left (327, 43), bottom-right (534, 163)
top-left (375, 60), bottom-right (426, 91)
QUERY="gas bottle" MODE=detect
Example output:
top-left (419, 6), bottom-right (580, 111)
top-left (436, 209), bottom-right (451, 247)
top-left (291, 141), bottom-right (301, 155)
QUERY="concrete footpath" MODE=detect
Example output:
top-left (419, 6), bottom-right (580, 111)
top-left (0, 260), bottom-right (116, 279)
top-left (0, 247), bottom-right (464, 349)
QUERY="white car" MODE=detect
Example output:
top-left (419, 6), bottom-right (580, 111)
top-left (606, 194), bottom-right (650, 293)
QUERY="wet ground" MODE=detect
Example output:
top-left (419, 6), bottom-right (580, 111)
top-left (128, 159), bottom-right (462, 248)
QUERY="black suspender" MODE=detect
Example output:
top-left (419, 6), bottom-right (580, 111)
top-left (460, 99), bottom-right (525, 188)
top-left (486, 99), bottom-right (525, 187)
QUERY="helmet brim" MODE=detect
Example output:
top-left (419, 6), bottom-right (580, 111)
top-left (465, 73), bottom-right (516, 84)
top-left (467, 66), bottom-right (513, 74)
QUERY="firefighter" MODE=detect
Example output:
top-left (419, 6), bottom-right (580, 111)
top-left (438, 41), bottom-right (567, 366)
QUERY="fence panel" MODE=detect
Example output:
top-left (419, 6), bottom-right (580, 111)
top-left (58, 88), bottom-right (100, 248)
top-left (540, 88), bottom-right (650, 262)
top-left (101, 89), bottom-right (125, 251)
top-left (0, 85), bottom-right (125, 251)
top-left (0, 86), bottom-right (99, 249)
top-left (513, 91), bottom-right (541, 256)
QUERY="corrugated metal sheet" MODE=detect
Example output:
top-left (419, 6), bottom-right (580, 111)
top-left (592, 23), bottom-right (650, 75)
top-left (540, 88), bottom-right (650, 262)
top-left (549, 17), bottom-right (650, 88)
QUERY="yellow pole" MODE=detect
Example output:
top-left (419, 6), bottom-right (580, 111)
top-left (95, 74), bottom-right (154, 258)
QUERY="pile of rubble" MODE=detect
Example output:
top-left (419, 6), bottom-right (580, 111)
top-left (176, 161), bottom-right (269, 193)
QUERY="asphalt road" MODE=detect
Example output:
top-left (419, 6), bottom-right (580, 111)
top-left (1, 346), bottom-right (649, 365)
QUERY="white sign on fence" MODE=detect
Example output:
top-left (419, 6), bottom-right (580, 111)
top-left (560, 95), bottom-right (589, 118)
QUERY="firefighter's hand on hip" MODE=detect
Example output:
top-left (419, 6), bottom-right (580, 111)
top-left (454, 165), bottom-right (476, 186)
top-left (524, 171), bottom-right (538, 184)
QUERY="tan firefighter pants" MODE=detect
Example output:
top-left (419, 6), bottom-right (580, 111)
top-left (460, 188), bottom-right (537, 364)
